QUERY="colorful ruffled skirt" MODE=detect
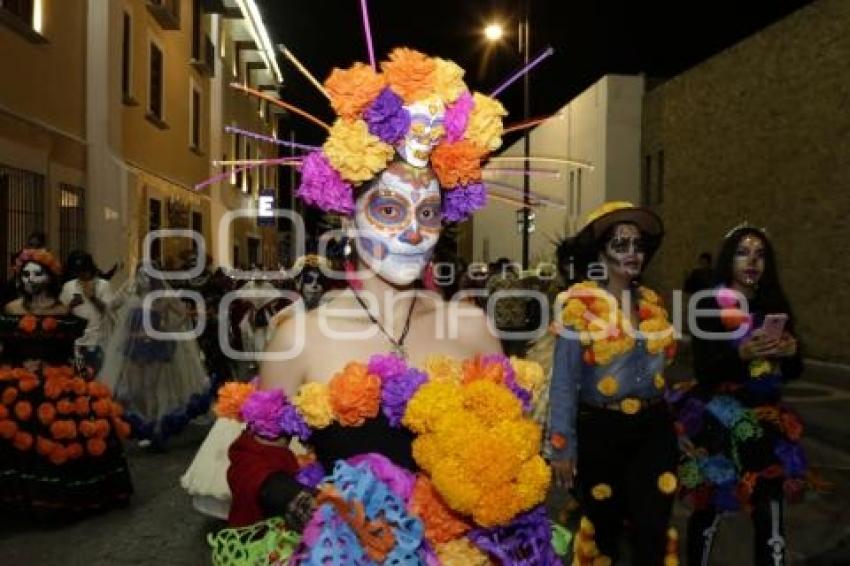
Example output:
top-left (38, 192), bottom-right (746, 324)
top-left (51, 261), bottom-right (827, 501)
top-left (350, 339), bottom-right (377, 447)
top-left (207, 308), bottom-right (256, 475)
top-left (0, 364), bottom-right (133, 517)
top-left (670, 380), bottom-right (807, 513)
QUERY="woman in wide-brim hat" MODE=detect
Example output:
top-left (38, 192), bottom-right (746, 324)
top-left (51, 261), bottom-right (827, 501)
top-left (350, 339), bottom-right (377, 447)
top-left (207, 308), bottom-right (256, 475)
top-left (548, 201), bottom-right (680, 565)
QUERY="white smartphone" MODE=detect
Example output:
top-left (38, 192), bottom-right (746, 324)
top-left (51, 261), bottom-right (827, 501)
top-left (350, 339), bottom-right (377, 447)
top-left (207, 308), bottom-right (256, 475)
top-left (760, 313), bottom-right (788, 341)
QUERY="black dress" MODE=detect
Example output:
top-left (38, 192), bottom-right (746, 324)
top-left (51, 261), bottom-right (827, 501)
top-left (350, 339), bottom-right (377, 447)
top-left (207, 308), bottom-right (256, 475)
top-left (0, 312), bottom-right (133, 518)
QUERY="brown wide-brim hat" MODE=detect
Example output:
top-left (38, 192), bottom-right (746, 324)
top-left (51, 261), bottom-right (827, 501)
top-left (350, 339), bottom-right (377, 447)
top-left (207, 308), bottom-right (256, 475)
top-left (576, 201), bottom-right (664, 242)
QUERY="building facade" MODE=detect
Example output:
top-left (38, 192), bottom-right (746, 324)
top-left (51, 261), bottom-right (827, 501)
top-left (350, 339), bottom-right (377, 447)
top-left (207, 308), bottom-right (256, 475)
top-left (474, 74), bottom-right (645, 267)
top-left (0, 0), bottom-right (283, 281)
top-left (641, 0), bottom-right (849, 363)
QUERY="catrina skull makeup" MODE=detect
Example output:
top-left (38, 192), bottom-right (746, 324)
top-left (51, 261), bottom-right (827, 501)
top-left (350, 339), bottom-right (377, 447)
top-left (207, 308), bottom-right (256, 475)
top-left (20, 261), bottom-right (49, 296)
top-left (353, 160), bottom-right (442, 286)
top-left (396, 98), bottom-right (446, 168)
top-left (733, 234), bottom-right (765, 288)
top-left (300, 268), bottom-right (325, 309)
top-left (602, 223), bottom-right (646, 280)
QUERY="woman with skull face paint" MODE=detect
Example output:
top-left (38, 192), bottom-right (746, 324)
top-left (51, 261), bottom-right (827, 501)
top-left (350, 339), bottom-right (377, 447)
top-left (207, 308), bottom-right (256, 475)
top-left (675, 225), bottom-right (804, 566)
top-left (548, 202), bottom-right (679, 565)
top-left (0, 249), bottom-right (133, 518)
top-left (207, 49), bottom-right (562, 565)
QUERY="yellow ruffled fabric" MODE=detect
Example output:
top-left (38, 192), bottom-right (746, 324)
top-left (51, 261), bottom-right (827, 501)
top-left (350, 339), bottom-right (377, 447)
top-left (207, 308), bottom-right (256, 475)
top-left (322, 119), bottom-right (394, 183)
top-left (465, 93), bottom-right (507, 151)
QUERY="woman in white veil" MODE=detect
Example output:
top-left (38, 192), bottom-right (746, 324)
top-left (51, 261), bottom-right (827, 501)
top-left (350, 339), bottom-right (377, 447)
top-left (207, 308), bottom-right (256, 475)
top-left (100, 265), bottom-right (210, 447)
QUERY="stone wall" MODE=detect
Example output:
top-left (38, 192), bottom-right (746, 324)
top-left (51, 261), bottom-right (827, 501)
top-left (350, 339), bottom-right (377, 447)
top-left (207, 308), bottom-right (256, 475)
top-left (642, 0), bottom-right (850, 362)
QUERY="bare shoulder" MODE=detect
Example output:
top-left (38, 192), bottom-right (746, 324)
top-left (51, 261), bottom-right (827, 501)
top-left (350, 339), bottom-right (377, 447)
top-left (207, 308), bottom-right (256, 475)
top-left (446, 300), bottom-right (502, 354)
top-left (3, 299), bottom-right (24, 315)
top-left (261, 302), bottom-right (313, 397)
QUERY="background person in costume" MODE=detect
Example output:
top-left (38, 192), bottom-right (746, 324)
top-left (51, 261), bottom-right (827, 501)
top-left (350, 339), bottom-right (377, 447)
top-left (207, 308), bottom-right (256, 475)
top-left (0, 248), bottom-right (133, 517)
top-left (677, 225), bottom-right (803, 566)
top-left (60, 251), bottom-right (114, 375)
top-left (213, 47), bottom-right (559, 565)
top-left (548, 202), bottom-right (679, 565)
top-left (100, 265), bottom-right (210, 448)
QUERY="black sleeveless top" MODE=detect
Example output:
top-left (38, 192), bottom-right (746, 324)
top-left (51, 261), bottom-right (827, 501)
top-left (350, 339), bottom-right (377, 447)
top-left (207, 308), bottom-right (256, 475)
top-left (309, 412), bottom-right (416, 472)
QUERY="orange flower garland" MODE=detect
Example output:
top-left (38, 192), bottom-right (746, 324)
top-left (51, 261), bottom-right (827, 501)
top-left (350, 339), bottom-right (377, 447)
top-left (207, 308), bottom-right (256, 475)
top-left (18, 314), bottom-right (37, 334)
top-left (328, 362), bottom-right (381, 427)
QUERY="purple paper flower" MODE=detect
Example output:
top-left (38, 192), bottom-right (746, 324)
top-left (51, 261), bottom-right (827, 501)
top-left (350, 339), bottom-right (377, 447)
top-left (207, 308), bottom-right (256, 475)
top-left (775, 439), bottom-right (807, 477)
top-left (382, 368), bottom-right (428, 427)
top-left (296, 461), bottom-right (326, 489)
top-left (367, 353), bottom-right (408, 381)
top-left (445, 91), bottom-right (474, 142)
top-left (297, 151), bottom-right (354, 214)
top-left (241, 389), bottom-right (286, 439)
top-left (469, 505), bottom-right (559, 565)
top-left (442, 182), bottom-right (487, 223)
top-left (364, 87), bottom-right (410, 145)
top-left (279, 403), bottom-right (312, 442)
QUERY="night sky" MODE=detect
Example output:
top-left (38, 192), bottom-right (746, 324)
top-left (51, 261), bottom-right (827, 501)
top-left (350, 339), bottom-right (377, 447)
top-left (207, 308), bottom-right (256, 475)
top-left (259, 0), bottom-right (813, 146)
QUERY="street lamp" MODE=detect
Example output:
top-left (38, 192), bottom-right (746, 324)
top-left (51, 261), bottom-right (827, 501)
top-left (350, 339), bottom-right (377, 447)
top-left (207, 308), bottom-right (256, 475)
top-left (483, 1), bottom-right (532, 269)
top-left (484, 22), bottom-right (504, 42)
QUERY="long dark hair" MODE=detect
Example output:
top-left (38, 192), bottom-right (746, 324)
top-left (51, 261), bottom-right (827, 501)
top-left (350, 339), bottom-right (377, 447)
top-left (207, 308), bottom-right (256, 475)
top-left (556, 222), bottom-right (662, 286)
top-left (714, 227), bottom-right (794, 323)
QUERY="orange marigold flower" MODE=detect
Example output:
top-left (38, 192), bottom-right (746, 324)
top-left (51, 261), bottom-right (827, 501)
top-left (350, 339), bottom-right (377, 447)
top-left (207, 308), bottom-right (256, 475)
top-left (92, 398), bottom-right (111, 418)
top-left (66, 442), bottom-right (83, 460)
top-left (112, 417), bottom-right (131, 439)
top-left (13, 431), bottom-right (33, 451)
top-left (328, 362), bottom-right (381, 427)
top-left (325, 62), bottom-right (386, 120)
top-left (74, 396), bottom-right (90, 416)
top-left (409, 476), bottom-right (471, 545)
top-left (41, 316), bottom-right (58, 332)
top-left (18, 375), bottom-right (38, 392)
top-left (57, 399), bottom-right (75, 415)
top-left (2, 387), bottom-right (18, 405)
top-left (214, 381), bottom-right (256, 420)
top-left (44, 379), bottom-right (64, 400)
top-left (110, 400), bottom-right (124, 417)
top-left (36, 435), bottom-right (55, 456)
top-left (93, 419), bottom-right (111, 438)
top-left (430, 140), bottom-right (484, 187)
top-left (0, 419), bottom-right (17, 439)
top-left (86, 381), bottom-right (111, 398)
top-left (49, 445), bottom-right (68, 465)
top-left (14, 400), bottom-right (32, 421)
top-left (70, 377), bottom-right (87, 396)
top-left (381, 47), bottom-right (436, 103)
top-left (461, 355), bottom-right (505, 385)
top-left (79, 420), bottom-right (97, 438)
top-left (50, 419), bottom-right (77, 440)
top-left (86, 437), bottom-right (107, 457)
top-left (38, 402), bottom-right (57, 425)
top-left (18, 314), bottom-right (38, 334)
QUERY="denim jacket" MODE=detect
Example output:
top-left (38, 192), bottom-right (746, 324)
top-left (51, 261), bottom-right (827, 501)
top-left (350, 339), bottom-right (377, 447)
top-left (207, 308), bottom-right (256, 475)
top-left (547, 324), bottom-right (668, 461)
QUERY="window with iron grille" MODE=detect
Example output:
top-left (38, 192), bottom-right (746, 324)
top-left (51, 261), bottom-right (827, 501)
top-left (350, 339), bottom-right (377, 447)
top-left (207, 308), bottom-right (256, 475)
top-left (0, 0), bottom-right (33, 26)
top-left (59, 184), bottom-right (86, 262)
top-left (0, 164), bottom-right (46, 281)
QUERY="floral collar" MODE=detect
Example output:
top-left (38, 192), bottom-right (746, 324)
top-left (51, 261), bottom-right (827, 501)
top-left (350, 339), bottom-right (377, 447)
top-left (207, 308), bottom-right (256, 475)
top-left (559, 281), bottom-right (676, 366)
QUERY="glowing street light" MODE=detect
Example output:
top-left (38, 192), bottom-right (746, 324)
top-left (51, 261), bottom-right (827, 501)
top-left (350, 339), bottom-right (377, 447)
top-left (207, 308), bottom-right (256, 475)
top-left (484, 22), bottom-right (504, 42)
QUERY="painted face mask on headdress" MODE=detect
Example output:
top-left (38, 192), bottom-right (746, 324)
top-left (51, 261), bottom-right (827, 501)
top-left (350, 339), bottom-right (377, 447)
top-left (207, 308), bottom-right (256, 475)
top-left (396, 98), bottom-right (445, 168)
top-left (353, 160), bottom-right (442, 286)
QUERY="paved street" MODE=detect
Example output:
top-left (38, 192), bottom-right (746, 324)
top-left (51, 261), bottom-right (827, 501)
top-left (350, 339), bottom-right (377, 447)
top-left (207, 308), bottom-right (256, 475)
top-left (1, 355), bottom-right (848, 565)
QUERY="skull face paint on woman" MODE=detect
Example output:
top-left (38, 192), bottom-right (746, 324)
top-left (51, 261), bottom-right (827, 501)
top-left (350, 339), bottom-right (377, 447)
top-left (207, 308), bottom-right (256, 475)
top-left (396, 98), bottom-right (446, 168)
top-left (601, 223), bottom-right (647, 280)
top-left (20, 261), bottom-right (49, 296)
top-left (352, 160), bottom-right (442, 286)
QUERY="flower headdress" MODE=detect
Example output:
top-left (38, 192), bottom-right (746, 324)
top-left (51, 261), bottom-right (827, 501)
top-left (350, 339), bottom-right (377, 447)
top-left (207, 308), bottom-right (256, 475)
top-left (14, 248), bottom-right (62, 277)
top-left (297, 47), bottom-right (507, 222)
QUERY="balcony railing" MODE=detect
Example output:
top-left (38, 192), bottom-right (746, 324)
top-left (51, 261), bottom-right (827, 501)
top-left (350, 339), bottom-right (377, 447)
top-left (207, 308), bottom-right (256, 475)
top-left (146, 0), bottom-right (180, 30)
top-left (191, 34), bottom-right (215, 78)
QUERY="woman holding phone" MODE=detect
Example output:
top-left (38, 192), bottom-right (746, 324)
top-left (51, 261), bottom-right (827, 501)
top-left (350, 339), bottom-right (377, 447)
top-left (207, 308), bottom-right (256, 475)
top-left (678, 225), bottom-right (804, 566)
